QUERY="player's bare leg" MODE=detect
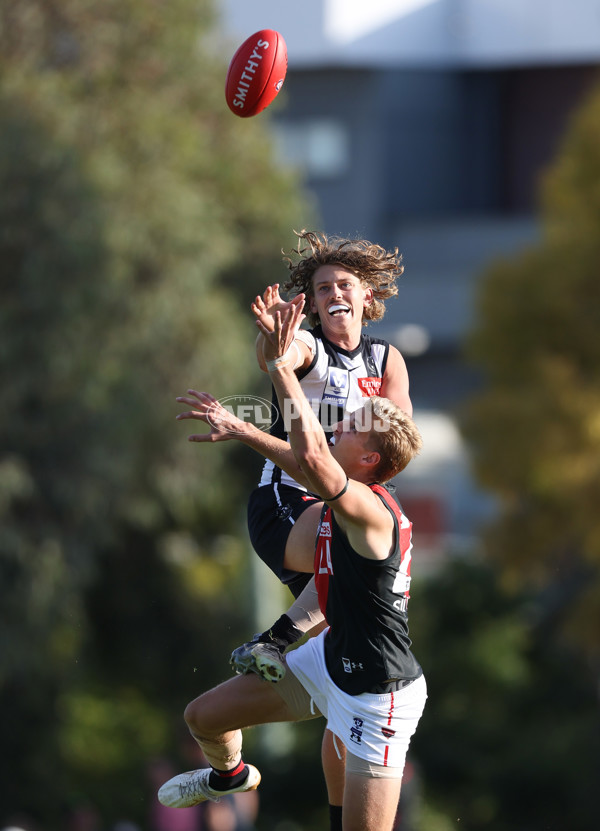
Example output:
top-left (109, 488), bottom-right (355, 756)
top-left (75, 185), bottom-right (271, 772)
top-left (283, 501), bottom-right (324, 573)
top-left (158, 674), bottom-right (298, 808)
top-left (185, 672), bottom-right (297, 737)
top-left (322, 728), bottom-right (346, 826)
top-left (342, 773), bottom-right (402, 831)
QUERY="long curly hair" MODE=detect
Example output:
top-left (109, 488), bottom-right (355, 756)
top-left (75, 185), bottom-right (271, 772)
top-left (282, 229), bottom-right (403, 328)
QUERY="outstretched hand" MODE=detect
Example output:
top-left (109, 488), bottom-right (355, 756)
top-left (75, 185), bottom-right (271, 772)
top-left (256, 301), bottom-right (306, 365)
top-left (252, 284), bottom-right (305, 334)
top-left (176, 390), bottom-right (247, 442)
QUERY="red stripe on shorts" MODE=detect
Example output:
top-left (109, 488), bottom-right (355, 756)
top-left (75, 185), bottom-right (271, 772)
top-left (384, 691), bottom-right (396, 765)
top-left (387, 692), bottom-right (395, 724)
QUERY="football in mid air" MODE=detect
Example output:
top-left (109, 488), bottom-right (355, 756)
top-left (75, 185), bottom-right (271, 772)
top-left (225, 29), bottom-right (287, 118)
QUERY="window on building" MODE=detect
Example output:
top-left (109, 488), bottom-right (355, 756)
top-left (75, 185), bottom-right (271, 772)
top-left (272, 119), bottom-right (350, 179)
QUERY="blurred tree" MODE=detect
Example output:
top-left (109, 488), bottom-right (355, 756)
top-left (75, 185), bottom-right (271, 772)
top-left (410, 560), bottom-right (599, 831)
top-left (0, 0), bottom-right (314, 826)
top-left (462, 76), bottom-right (600, 662)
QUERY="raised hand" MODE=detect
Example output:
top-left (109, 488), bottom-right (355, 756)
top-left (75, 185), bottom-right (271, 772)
top-left (256, 302), bottom-right (306, 365)
top-left (176, 390), bottom-right (248, 442)
top-left (251, 284), bottom-right (304, 334)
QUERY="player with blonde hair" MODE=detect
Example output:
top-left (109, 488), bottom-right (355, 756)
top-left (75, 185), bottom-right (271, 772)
top-left (166, 305), bottom-right (426, 831)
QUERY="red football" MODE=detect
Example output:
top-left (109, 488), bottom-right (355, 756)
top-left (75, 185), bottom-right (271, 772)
top-left (225, 29), bottom-right (287, 118)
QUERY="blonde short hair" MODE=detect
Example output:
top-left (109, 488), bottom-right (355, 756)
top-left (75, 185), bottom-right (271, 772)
top-left (361, 397), bottom-right (422, 482)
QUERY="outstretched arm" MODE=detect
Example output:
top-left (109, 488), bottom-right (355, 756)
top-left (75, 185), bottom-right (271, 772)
top-left (257, 308), bottom-right (393, 557)
top-left (256, 306), bottom-right (343, 499)
top-left (176, 390), bottom-right (311, 489)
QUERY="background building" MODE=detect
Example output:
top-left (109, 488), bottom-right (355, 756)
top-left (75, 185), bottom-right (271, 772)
top-left (219, 0), bottom-right (600, 557)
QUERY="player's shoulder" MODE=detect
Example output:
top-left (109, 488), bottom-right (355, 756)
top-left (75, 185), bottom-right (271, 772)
top-left (296, 328), bottom-right (316, 350)
top-left (370, 482), bottom-right (405, 517)
top-left (294, 328), bottom-right (317, 367)
top-left (361, 331), bottom-right (391, 349)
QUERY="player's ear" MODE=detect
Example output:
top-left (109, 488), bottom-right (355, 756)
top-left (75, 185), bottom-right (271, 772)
top-left (363, 286), bottom-right (374, 307)
top-left (309, 294), bottom-right (318, 314)
top-left (362, 450), bottom-right (380, 468)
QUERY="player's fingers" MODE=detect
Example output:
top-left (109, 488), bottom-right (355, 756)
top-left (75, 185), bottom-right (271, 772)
top-left (291, 292), bottom-right (305, 308)
top-left (176, 390), bottom-right (204, 405)
top-left (192, 391), bottom-right (218, 405)
top-left (256, 319), bottom-right (271, 336)
top-left (176, 410), bottom-right (207, 421)
top-left (176, 397), bottom-right (200, 408)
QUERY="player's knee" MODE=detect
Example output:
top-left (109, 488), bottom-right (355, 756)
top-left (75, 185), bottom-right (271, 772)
top-left (184, 697), bottom-right (206, 734)
top-left (184, 690), bottom-right (226, 738)
top-left (183, 699), bottom-right (196, 728)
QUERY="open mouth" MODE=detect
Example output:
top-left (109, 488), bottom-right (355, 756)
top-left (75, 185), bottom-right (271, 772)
top-left (328, 304), bottom-right (350, 317)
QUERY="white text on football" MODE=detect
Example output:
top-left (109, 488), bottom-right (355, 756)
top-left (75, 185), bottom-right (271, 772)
top-left (233, 39), bottom-right (270, 109)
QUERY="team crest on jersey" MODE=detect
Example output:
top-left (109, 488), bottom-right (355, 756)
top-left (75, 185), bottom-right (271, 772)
top-left (381, 727), bottom-right (396, 739)
top-left (322, 367), bottom-right (349, 404)
top-left (357, 377), bottom-right (382, 397)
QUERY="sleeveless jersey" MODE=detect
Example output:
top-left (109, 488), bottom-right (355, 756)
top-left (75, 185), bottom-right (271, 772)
top-left (314, 484), bottom-right (422, 695)
top-left (258, 325), bottom-right (390, 489)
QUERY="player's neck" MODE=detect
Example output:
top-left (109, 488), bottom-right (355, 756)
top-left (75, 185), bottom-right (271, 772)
top-left (320, 321), bottom-right (362, 352)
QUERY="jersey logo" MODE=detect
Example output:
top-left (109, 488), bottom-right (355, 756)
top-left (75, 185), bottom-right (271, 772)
top-left (342, 658), bottom-right (364, 674)
top-left (357, 377), bottom-right (382, 397)
top-left (319, 520), bottom-right (332, 538)
top-left (381, 727), bottom-right (396, 739)
top-left (322, 367), bottom-right (349, 404)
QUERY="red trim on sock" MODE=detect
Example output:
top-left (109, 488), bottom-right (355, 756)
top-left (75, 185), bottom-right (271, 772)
top-left (214, 760), bottom-right (245, 778)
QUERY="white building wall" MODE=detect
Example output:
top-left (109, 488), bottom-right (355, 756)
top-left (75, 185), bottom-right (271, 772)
top-left (219, 0), bottom-right (600, 68)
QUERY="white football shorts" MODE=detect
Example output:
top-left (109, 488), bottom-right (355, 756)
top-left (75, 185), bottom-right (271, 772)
top-left (285, 630), bottom-right (427, 771)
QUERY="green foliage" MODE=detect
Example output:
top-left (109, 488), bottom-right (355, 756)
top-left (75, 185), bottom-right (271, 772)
top-left (0, 0), bottom-right (314, 826)
top-left (462, 78), bottom-right (600, 658)
top-left (58, 686), bottom-right (168, 774)
top-left (410, 560), bottom-right (598, 831)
